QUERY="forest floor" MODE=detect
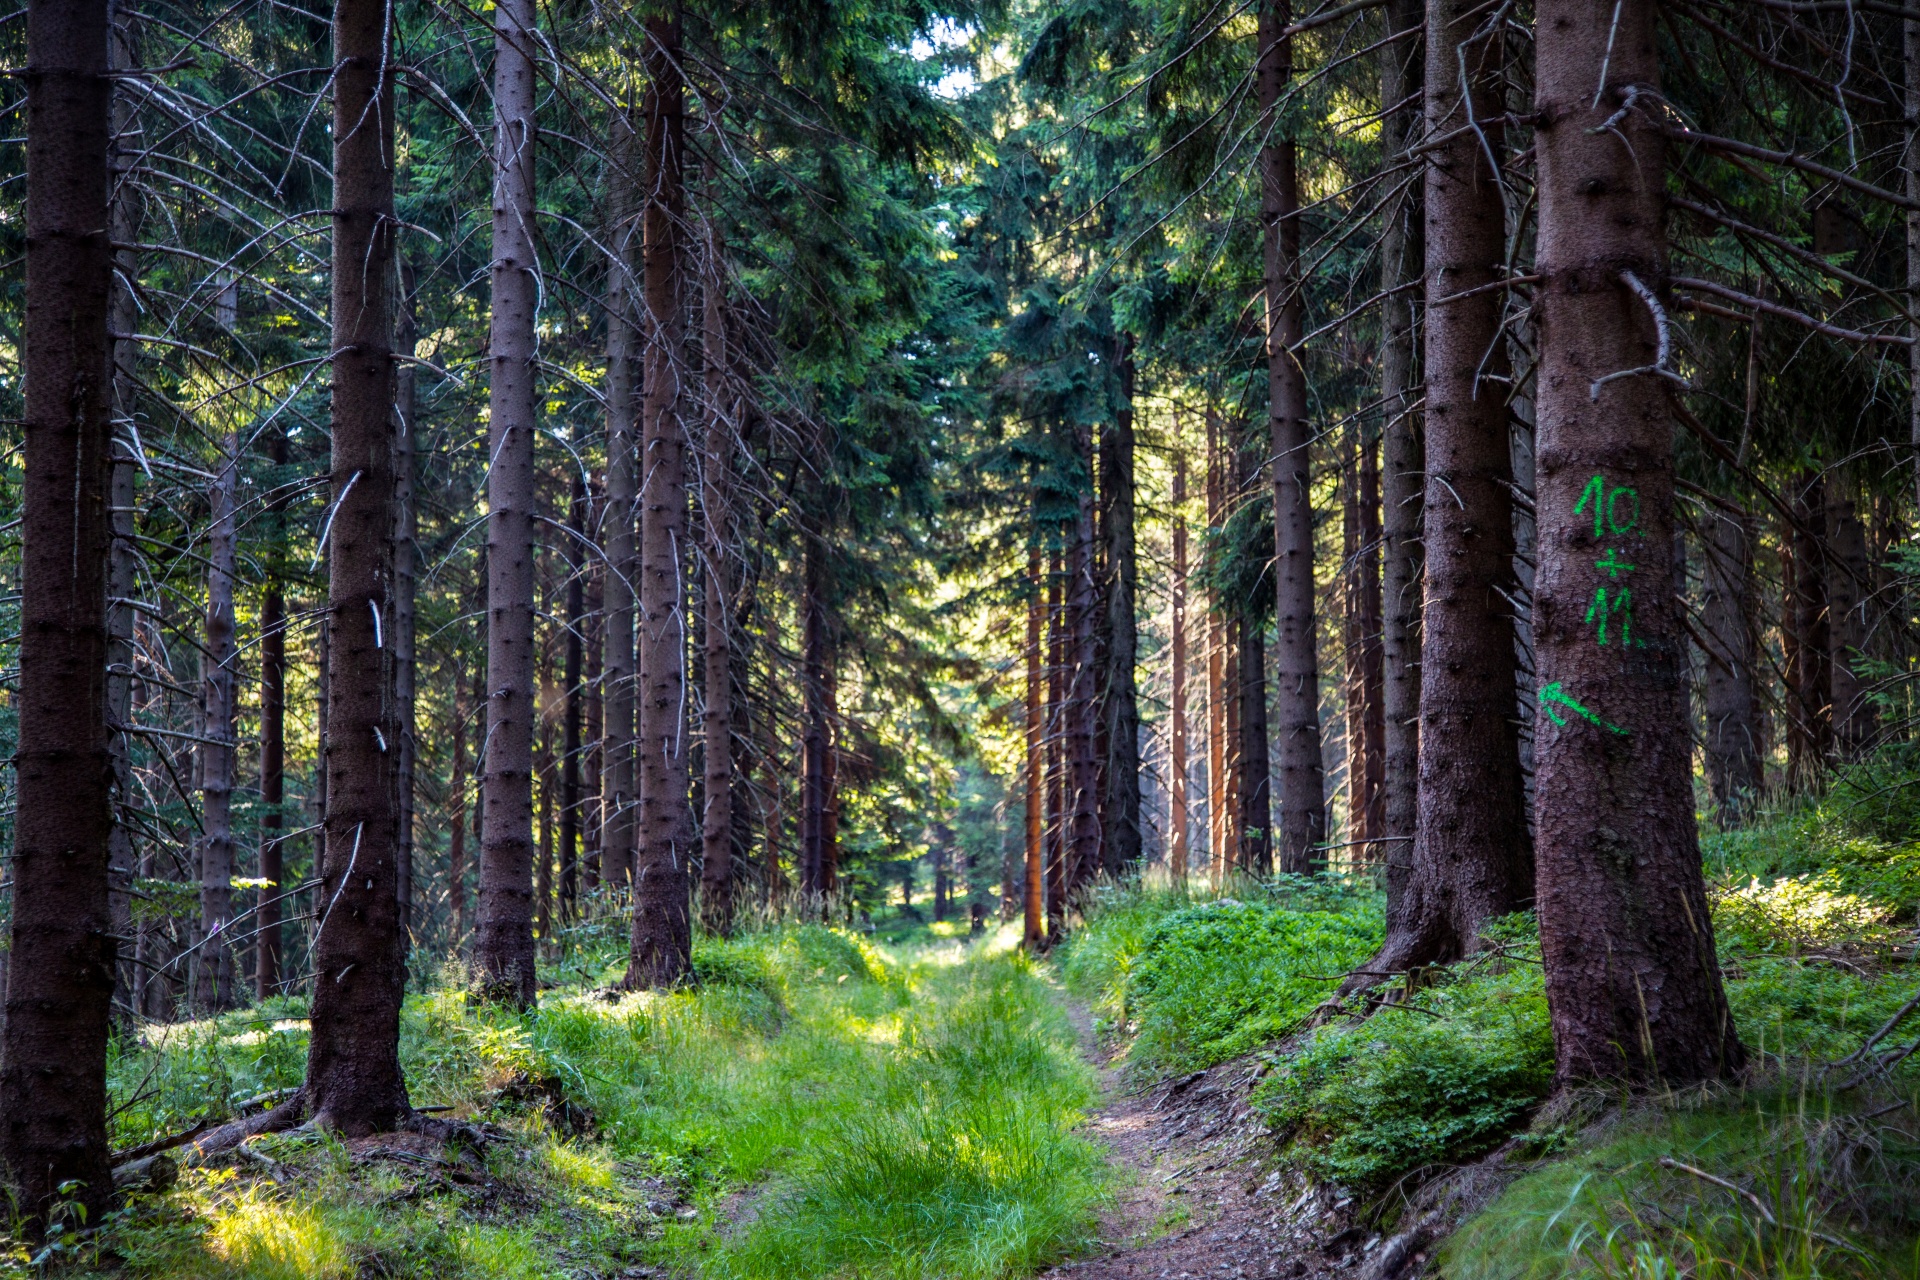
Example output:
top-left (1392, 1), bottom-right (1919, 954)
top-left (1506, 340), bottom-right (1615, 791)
top-left (1047, 999), bottom-right (1372, 1280)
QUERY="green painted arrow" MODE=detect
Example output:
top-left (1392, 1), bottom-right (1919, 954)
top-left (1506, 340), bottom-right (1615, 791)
top-left (1538, 681), bottom-right (1629, 736)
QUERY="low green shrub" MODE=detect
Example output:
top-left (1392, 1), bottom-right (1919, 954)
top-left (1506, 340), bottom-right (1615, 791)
top-left (1125, 896), bottom-right (1380, 1073)
top-left (1441, 1085), bottom-right (1920, 1280)
top-left (1254, 930), bottom-right (1553, 1189)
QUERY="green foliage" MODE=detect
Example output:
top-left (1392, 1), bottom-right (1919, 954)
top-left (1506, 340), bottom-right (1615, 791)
top-left (84, 925), bottom-right (1102, 1280)
top-left (1077, 886), bottom-right (1381, 1075)
top-left (1441, 1087), bottom-right (1920, 1280)
top-left (1254, 936), bottom-right (1554, 1189)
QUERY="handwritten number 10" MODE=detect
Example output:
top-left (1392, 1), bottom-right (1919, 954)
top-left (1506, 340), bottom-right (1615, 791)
top-left (1574, 474), bottom-right (1639, 539)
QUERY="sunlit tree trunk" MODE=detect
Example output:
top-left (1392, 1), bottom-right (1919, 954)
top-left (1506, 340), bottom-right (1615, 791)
top-left (448, 675), bottom-right (469, 942)
top-left (627, 9), bottom-right (694, 987)
top-left (1531, 0), bottom-right (1741, 1085)
top-left (1046, 550), bottom-right (1066, 935)
top-left (476, 0), bottom-right (540, 1008)
top-left (1261, 0), bottom-right (1327, 872)
top-left (3, 0), bottom-right (117, 1228)
top-left (800, 535), bottom-right (834, 906)
top-left (303, 0), bottom-right (413, 1131)
top-left (562, 477), bottom-right (586, 919)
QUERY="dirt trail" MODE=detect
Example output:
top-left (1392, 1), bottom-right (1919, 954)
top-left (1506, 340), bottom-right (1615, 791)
top-left (1048, 999), bottom-right (1374, 1280)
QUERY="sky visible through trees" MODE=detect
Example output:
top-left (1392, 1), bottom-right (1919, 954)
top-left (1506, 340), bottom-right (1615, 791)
top-left (1, 0), bottom-right (1919, 1255)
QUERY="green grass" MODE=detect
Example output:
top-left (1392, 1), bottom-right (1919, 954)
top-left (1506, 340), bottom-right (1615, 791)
top-left (1439, 1083), bottom-right (1920, 1279)
top-left (42, 922), bottom-right (1106, 1280)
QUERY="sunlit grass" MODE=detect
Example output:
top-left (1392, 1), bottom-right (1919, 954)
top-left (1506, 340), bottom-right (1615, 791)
top-left (63, 921), bottom-right (1105, 1280)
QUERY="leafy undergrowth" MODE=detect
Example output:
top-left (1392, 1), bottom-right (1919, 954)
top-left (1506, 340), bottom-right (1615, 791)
top-left (1064, 770), bottom-right (1920, 1269)
top-left (35, 923), bottom-right (1104, 1280)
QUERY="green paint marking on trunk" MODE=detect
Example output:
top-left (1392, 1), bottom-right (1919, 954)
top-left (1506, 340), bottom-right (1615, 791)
top-left (1575, 473), bottom-right (1607, 538)
top-left (1585, 585), bottom-right (1633, 647)
top-left (1538, 681), bottom-right (1629, 735)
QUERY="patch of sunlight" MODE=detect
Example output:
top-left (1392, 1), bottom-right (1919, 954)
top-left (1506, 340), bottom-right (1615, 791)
top-left (208, 1190), bottom-right (351, 1280)
top-left (545, 1141), bottom-right (617, 1191)
top-left (1715, 873), bottom-right (1899, 950)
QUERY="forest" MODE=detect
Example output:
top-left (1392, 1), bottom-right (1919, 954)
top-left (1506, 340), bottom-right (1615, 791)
top-left (1, 0), bottom-right (1919, 1276)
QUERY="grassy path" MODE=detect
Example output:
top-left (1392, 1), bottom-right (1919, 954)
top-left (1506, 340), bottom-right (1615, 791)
top-left (85, 926), bottom-right (1111, 1280)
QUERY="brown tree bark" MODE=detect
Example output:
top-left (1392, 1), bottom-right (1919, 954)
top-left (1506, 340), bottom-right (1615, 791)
top-left (257, 455), bottom-right (290, 996)
top-left (1790, 475), bottom-right (1831, 783)
top-left (1046, 550), bottom-right (1067, 934)
top-left (626, 10), bottom-right (694, 987)
top-left (1067, 430), bottom-right (1102, 897)
top-left (1024, 537), bottom-right (1045, 946)
top-left (476, 0), bottom-right (540, 1008)
top-left (107, 15), bottom-right (139, 1014)
top-left (1170, 449), bottom-right (1191, 884)
top-left (1910, 8), bottom-right (1920, 513)
top-left (1701, 506), bottom-right (1759, 823)
top-left (1099, 339), bottom-right (1142, 876)
top-left (394, 275), bottom-right (418, 937)
top-left (1238, 615), bottom-right (1273, 874)
top-left (583, 551), bottom-right (605, 893)
top-left (1205, 411), bottom-right (1229, 885)
top-left (3, 0), bottom-right (117, 1228)
top-left (1531, 0), bottom-right (1741, 1085)
top-left (448, 674), bottom-right (470, 940)
top-left (1379, 0), bottom-right (1425, 904)
top-left (602, 111), bottom-right (640, 899)
top-left (561, 478), bottom-right (585, 923)
top-left (1261, 0), bottom-right (1327, 873)
top-left (699, 253), bottom-right (737, 934)
top-left (1828, 486), bottom-right (1874, 760)
top-left (1353, 429), bottom-right (1386, 847)
top-left (303, 0), bottom-right (414, 1131)
top-left (199, 429), bottom-right (240, 1011)
top-left (1364, 0), bottom-right (1531, 982)
top-left (107, 26), bottom-right (140, 1014)
top-left (800, 536), bottom-right (835, 904)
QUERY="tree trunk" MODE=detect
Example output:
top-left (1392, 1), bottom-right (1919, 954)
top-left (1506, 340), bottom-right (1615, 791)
top-left (1046, 551), bottom-right (1066, 935)
top-left (107, 23), bottom-right (140, 1014)
top-left (699, 252), bottom-right (737, 935)
top-left (583, 557), bottom-right (604, 894)
top-left (626, 9), bottom-right (693, 988)
top-left (1365, 0), bottom-right (1531, 981)
top-left (1790, 475), bottom-right (1831, 783)
top-left (1024, 538), bottom-right (1045, 946)
top-left (562, 478), bottom-right (585, 920)
top-left (537, 721), bottom-right (554, 945)
top-left (257, 430), bottom-right (288, 996)
top-left (476, 0), bottom-right (540, 1008)
top-left (3, 0), bottom-right (117, 1228)
top-left (602, 110), bottom-right (639, 900)
top-left (1910, 8), bottom-right (1920, 513)
top-left (1379, 0), bottom-right (1425, 908)
top-left (1261, 0), bottom-right (1327, 873)
top-left (1067, 431), bottom-right (1102, 897)
top-left (1531, 0), bottom-right (1741, 1085)
top-left (1205, 411), bottom-right (1229, 885)
top-left (1238, 616), bottom-right (1273, 873)
top-left (1701, 506), bottom-right (1759, 824)
top-left (304, 0), bottom-right (413, 1131)
top-left (448, 676), bottom-right (469, 941)
top-left (1100, 339), bottom-right (1141, 876)
top-left (801, 536), bottom-right (834, 905)
top-left (394, 275), bottom-right (418, 939)
top-left (199, 429), bottom-right (240, 1011)
top-left (1170, 449), bottom-right (1191, 885)
top-left (1828, 486), bottom-right (1873, 760)
top-left (1357, 428), bottom-right (1385, 846)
